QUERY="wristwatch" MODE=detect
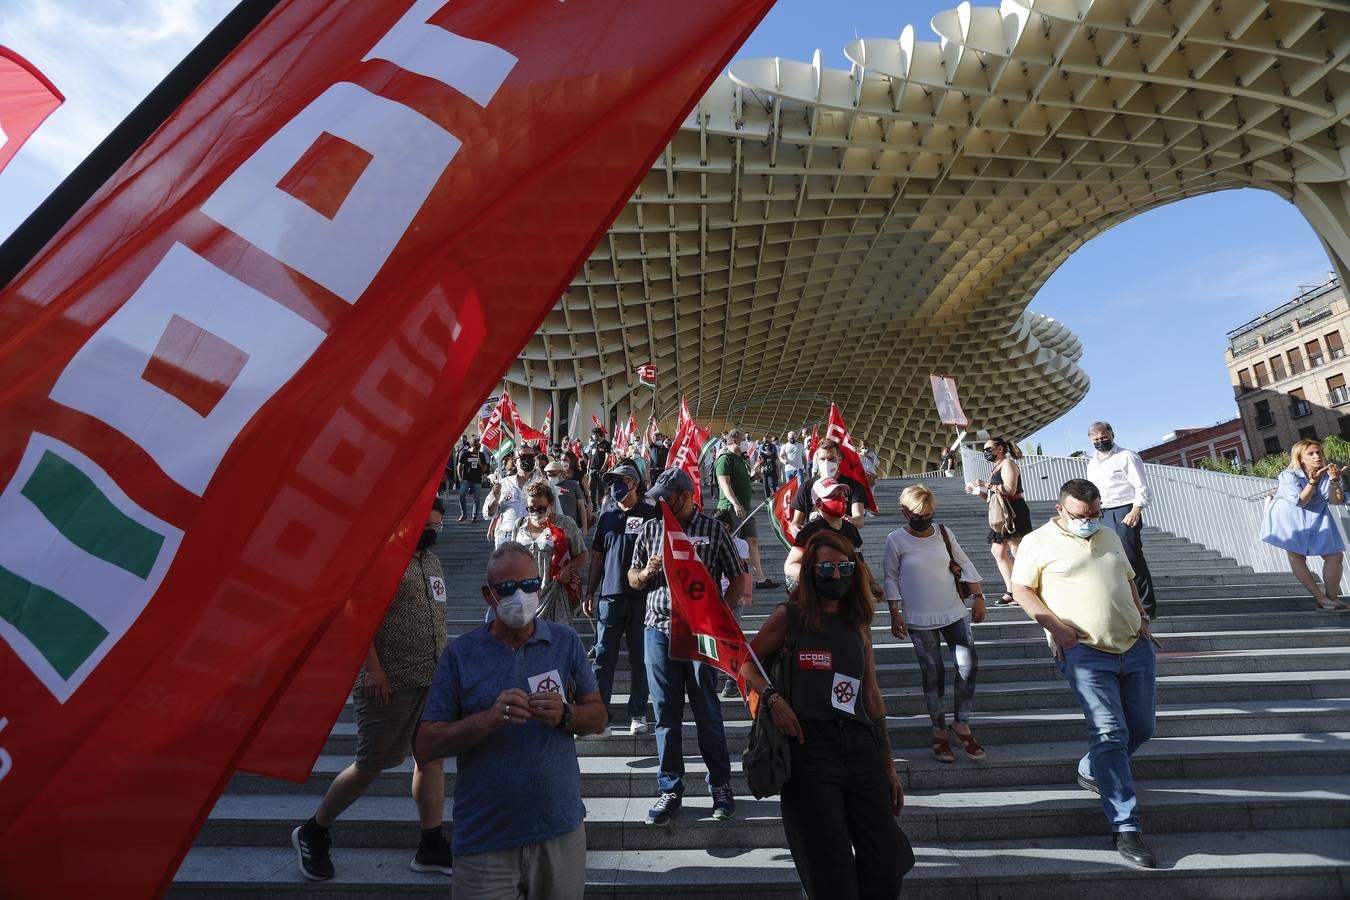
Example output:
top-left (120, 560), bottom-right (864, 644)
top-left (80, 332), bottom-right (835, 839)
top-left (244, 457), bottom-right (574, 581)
top-left (556, 701), bottom-right (573, 733)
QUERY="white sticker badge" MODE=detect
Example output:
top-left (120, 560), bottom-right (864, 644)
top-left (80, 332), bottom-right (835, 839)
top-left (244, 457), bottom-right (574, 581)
top-left (427, 575), bottom-right (446, 602)
top-left (831, 671), bottom-right (860, 716)
top-left (624, 515), bottom-right (645, 534)
top-left (529, 669), bottom-right (564, 695)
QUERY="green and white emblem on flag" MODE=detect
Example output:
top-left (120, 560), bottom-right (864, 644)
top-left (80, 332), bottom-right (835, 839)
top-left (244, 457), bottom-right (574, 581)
top-left (493, 437), bottom-right (515, 462)
top-left (696, 633), bottom-right (718, 660)
top-left (0, 435), bottom-right (184, 702)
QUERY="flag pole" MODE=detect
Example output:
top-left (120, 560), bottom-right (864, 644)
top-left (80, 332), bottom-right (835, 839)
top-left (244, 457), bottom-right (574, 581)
top-left (729, 496), bottom-right (770, 537)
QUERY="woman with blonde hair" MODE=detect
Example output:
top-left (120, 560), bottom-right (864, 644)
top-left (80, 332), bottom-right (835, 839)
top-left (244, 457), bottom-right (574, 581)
top-left (1260, 438), bottom-right (1350, 610)
top-left (740, 531), bottom-right (912, 899)
top-left (969, 438), bottom-right (1034, 605)
top-left (883, 485), bottom-right (987, 762)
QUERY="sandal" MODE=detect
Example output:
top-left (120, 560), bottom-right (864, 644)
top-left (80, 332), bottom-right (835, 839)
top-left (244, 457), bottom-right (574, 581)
top-left (932, 733), bottom-right (955, 763)
top-left (995, 593), bottom-right (1015, 606)
top-left (1315, 596), bottom-right (1350, 611)
top-left (949, 726), bottom-right (986, 760)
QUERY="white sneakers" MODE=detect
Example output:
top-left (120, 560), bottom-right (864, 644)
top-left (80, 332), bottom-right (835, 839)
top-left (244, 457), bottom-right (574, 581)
top-left (630, 716), bottom-right (649, 734)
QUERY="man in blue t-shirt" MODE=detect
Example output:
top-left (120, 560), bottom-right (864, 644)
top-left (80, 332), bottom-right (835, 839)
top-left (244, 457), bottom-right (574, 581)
top-left (416, 543), bottom-right (606, 898)
top-left (584, 464), bottom-right (657, 735)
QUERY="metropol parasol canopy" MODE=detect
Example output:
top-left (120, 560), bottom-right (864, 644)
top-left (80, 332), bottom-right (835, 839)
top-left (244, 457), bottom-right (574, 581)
top-left (504, 0), bottom-right (1350, 472)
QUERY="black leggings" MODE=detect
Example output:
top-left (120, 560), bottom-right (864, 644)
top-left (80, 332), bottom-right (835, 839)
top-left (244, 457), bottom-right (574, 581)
top-left (780, 718), bottom-right (913, 899)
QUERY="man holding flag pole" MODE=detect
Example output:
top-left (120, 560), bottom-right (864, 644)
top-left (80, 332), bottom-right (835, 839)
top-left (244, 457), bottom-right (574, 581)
top-left (628, 468), bottom-right (749, 826)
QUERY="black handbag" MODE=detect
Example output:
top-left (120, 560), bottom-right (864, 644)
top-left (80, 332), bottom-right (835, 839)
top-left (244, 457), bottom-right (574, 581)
top-left (742, 602), bottom-right (800, 799)
top-left (939, 524), bottom-right (972, 600)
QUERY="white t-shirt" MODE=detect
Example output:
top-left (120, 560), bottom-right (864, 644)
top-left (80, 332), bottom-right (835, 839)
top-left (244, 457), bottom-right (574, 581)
top-left (882, 526), bottom-right (981, 629)
top-left (781, 441), bottom-right (805, 469)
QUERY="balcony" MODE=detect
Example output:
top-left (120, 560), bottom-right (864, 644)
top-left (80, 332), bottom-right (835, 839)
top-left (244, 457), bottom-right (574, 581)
top-left (1309, 354), bottom-right (1326, 368)
top-left (1231, 340), bottom-right (1259, 357)
top-left (1298, 307), bottom-right (1334, 327)
top-left (1331, 387), bottom-right (1350, 407)
top-left (1262, 324), bottom-right (1295, 343)
top-left (1256, 412), bottom-right (1277, 429)
top-left (1290, 400), bottom-right (1313, 419)
top-left (1332, 346), bottom-right (1346, 360)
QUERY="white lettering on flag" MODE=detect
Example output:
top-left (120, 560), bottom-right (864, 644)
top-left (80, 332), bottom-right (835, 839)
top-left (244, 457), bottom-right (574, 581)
top-left (363, 0), bottom-right (518, 106)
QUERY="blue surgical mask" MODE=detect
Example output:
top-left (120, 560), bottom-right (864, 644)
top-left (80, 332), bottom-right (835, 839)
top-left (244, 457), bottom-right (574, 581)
top-left (610, 482), bottom-right (630, 502)
top-left (1065, 518), bottom-right (1101, 538)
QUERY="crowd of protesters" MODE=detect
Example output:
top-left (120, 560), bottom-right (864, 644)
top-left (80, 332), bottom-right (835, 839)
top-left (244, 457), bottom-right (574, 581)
top-left (292, 414), bottom-right (1292, 898)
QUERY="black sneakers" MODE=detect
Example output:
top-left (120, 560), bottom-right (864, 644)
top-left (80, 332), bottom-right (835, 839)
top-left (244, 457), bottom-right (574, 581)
top-left (646, 791), bottom-right (682, 826)
top-left (411, 829), bottom-right (453, 875)
top-left (711, 785), bottom-right (736, 820)
top-left (291, 819), bottom-right (334, 881)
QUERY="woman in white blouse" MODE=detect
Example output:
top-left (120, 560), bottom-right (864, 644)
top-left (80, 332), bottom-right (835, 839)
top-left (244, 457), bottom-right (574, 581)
top-left (882, 485), bottom-right (987, 763)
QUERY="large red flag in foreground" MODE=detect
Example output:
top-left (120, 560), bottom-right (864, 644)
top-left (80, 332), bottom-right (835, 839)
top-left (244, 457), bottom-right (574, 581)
top-left (661, 501), bottom-right (750, 698)
top-left (667, 413), bottom-right (710, 507)
top-left (0, 0), bottom-right (774, 894)
top-left (0, 47), bottom-right (64, 174)
top-left (826, 403), bottom-right (878, 512)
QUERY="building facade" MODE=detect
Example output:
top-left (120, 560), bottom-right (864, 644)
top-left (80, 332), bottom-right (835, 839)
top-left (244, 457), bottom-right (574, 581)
top-left (1226, 276), bottom-right (1350, 459)
top-left (1139, 419), bottom-right (1251, 469)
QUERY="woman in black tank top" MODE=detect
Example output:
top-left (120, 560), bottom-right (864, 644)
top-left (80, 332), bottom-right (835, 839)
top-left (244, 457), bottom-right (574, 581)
top-left (740, 531), bottom-right (914, 899)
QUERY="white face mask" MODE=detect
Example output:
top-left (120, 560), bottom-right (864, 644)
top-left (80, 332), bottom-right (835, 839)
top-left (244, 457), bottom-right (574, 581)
top-left (818, 460), bottom-right (840, 478)
top-left (547, 476), bottom-right (561, 486)
top-left (496, 589), bottom-right (540, 628)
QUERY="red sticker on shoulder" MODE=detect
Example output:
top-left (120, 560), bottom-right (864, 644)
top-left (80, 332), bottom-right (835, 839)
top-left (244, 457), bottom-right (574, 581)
top-left (797, 650), bottom-right (832, 670)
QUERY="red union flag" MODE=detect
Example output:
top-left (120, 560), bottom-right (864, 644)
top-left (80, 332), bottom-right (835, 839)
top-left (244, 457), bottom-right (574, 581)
top-left (592, 412), bottom-right (608, 435)
top-left (635, 362), bottom-right (657, 388)
top-left (826, 403), bottom-right (878, 512)
top-left (667, 414), bottom-right (710, 507)
top-left (660, 501), bottom-right (748, 698)
top-left (769, 475), bottom-right (799, 550)
top-left (930, 374), bottom-right (968, 427)
top-left (678, 396), bottom-right (692, 430)
top-left (0, 0), bottom-right (774, 894)
top-left (0, 47), bottom-right (64, 174)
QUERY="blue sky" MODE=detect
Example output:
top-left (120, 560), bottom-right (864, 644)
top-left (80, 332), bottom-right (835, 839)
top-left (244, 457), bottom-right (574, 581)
top-left (1, 0), bottom-right (1336, 456)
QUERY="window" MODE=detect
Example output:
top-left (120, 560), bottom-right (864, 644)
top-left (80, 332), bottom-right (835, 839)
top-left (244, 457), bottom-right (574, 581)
top-left (1299, 426), bottom-right (1319, 441)
top-left (1224, 449), bottom-right (1241, 465)
top-left (1264, 436), bottom-right (1283, 456)
top-left (1289, 388), bottom-right (1312, 419)
top-left (1329, 373), bottom-right (1349, 406)
top-left (1306, 339), bottom-right (1324, 367)
top-left (1288, 348), bottom-right (1305, 375)
top-left (1269, 355), bottom-right (1287, 381)
top-left (1255, 399), bottom-right (1275, 428)
top-left (1339, 415), bottom-right (1350, 439)
top-left (1253, 362), bottom-right (1269, 386)
top-left (1327, 331), bottom-right (1345, 360)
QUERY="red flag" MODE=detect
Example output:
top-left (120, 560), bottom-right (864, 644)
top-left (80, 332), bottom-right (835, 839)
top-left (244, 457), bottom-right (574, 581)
top-left (661, 501), bottom-right (749, 697)
top-left (513, 407), bottom-right (546, 442)
top-left (809, 425), bottom-right (820, 460)
top-left (481, 402), bottom-right (507, 451)
top-left (592, 413), bottom-right (608, 435)
top-left (0, 47), bottom-right (64, 174)
top-left (826, 404), bottom-right (878, 512)
top-left (543, 405), bottom-right (553, 441)
top-left (678, 396), bottom-right (692, 430)
top-left (667, 415), bottom-right (710, 507)
top-left (569, 438), bottom-right (583, 461)
top-left (0, 0), bottom-right (774, 892)
top-left (769, 476), bottom-right (799, 550)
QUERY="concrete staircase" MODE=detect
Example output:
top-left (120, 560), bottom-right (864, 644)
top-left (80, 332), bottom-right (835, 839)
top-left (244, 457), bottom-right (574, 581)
top-left (172, 477), bottom-right (1350, 898)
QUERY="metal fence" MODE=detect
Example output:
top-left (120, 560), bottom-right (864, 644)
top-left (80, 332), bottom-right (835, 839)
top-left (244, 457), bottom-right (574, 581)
top-left (960, 448), bottom-right (1350, 592)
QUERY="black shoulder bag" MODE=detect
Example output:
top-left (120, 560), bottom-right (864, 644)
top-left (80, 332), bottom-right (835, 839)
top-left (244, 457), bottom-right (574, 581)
top-left (742, 602), bottom-right (801, 799)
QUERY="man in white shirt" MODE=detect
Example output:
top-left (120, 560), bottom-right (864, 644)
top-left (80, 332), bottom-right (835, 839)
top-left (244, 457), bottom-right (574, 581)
top-left (779, 431), bottom-right (806, 485)
top-left (1085, 422), bottom-right (1157, 619)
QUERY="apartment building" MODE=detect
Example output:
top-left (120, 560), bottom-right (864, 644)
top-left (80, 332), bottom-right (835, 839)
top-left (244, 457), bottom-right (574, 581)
top-left (1226, 275), bottom-right (1349, 459)
top-left (1139, 418), bottom-right (1251, 468)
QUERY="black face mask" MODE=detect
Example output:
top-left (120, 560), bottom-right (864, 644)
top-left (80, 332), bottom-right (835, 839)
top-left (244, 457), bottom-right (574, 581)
top-left (1093, 439), bottom-right (1114, 452)
top-left (907, 515), bottom-right (932, 531)
top-left (518, 457), bottom-right (536, 472)
top-left (813, 572), bottom-right (853, 600)
top-left (982, 449), bottom-right (997, 462)
top-left (417, 527), bottom-right (438, 551)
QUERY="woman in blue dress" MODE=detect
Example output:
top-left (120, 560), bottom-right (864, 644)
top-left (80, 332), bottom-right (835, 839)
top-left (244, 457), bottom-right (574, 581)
top-left (1260, 439), bottom-right (1350, 610)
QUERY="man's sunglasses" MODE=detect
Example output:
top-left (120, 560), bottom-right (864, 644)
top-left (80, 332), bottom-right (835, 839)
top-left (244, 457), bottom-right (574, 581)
top-left (527, 504), bottom-right (552, 513)
top-left (490, 578), bottom-right (542, 595)
top-left (814, 561), bottom-right (857, 577)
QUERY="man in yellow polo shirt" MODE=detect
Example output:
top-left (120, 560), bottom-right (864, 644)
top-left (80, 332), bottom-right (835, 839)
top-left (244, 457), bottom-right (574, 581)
top-left (1011, 478), bottom-right (1158, 869)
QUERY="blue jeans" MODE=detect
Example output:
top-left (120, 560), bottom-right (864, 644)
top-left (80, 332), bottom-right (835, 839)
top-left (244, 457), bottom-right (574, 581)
top-left (785, 467), bottom-right (804, 486)
top-left (1056, 639), bottom-right (1157, 831)
top-left (644, 627), bottom-right (731, 794)
top-left (457, 479), bottom-right (481, 519)
top-left (593, 597), bottom-right (649, 719)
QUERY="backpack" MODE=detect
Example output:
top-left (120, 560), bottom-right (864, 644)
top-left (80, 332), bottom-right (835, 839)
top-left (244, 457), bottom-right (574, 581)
top-left (742, 602), bottom-right (801, 799)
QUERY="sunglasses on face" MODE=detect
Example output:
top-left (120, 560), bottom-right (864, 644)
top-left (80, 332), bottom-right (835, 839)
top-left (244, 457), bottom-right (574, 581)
top-left (490, 578), bottom-right (542, 595)
top-left (527, 504), bottom-right (551, 513)
top-left (814, 561), bottom-right (857, 578)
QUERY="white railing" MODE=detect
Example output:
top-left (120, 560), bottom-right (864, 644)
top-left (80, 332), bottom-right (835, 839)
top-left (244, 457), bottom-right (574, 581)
top-left (960, 448), bottom-right (1350, 592)
top-left (896, 467), bottom-right (953, 479)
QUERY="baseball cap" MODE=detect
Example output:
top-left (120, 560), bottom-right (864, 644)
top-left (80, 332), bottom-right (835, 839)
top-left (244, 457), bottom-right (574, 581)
top-left (647, 467), bottom-right (694, 501)
top-left (602, 464), bottom-right (641, 484)
top-left (812, 477), bottom-right (848, 501)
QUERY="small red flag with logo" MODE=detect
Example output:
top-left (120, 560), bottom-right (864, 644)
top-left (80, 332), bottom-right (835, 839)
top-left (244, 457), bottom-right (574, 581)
top-left (826, 404), bottom-right (878, 512)
top-left (661, 501), bottom-right (748, 698)
top-left (769, 476), bottom-right (799, 550)
top-left (667, 414), bottom-right (710, 507)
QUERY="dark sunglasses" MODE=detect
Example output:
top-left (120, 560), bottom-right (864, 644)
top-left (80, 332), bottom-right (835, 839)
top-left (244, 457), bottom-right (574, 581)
top-left (490, 578), bottom-right (542, 595)
top-left (814, 561), bottom-right (857, 578)
top-left (527, 504), bottom-right (552, 513)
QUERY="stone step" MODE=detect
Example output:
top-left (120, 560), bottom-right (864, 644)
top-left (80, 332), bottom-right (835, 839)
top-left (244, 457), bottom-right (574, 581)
top-left (169, 828), bottom-right (1350, 899)
top-left (193, 774), bottom-right (1350, 850)
top-left (226, 732), bottom-right (1350, 800)
top-left (316, 698), bottom-right (1350, 757)
top-left (597, 646), bottom-right (1350, 690)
